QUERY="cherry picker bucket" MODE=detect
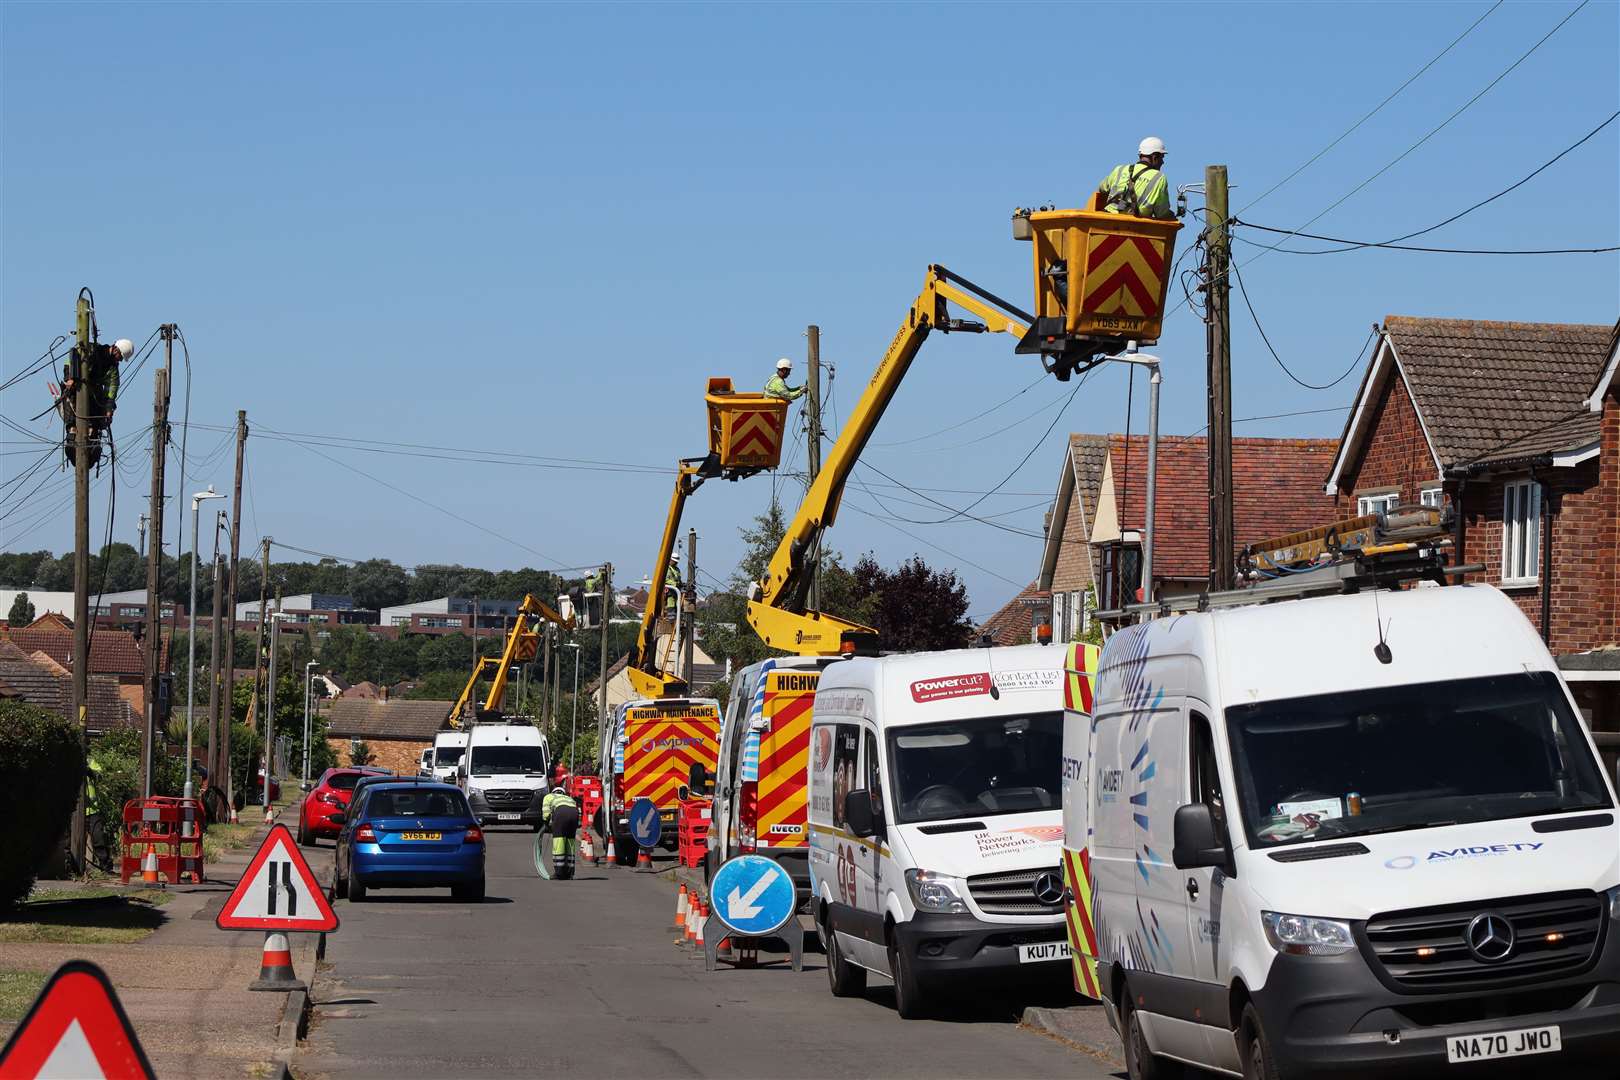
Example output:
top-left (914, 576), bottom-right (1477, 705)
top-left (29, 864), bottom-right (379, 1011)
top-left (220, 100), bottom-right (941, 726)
top-left (705, 378), bottom-right (788, 473)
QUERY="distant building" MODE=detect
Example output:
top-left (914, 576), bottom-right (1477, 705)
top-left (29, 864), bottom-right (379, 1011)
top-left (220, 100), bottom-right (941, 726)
top-left (976, 582), bottom-right (1050, 647)
top-left (0, 641), bottom-right (137, 732)
top-left (323, 698), bottom-right (452, 775)
top-left (377, 597), bottom-right (519, 636)
top-left (0, 614), bottom-right (159, 718)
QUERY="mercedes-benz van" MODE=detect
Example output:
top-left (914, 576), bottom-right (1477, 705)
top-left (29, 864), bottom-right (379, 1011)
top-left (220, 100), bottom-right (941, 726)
top-left (457, 721), bottom-right (549, 831)
top-left (430, 730), bottom-right (467, 784)
top-left (1063, 584), bottom-right (1620, 1078)
top-left (810, 642), bottom-right (1070, 1018)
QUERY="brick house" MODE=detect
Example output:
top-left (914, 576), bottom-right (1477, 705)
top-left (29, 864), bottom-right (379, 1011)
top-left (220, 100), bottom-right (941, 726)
top-left (323, 698), bottom-right (451, 774)
top-left (975, 581), bottom-right (1050, 647)
top-left (1324, 315), bottom-right (1620, 739)
top-left (1037, 435), bottom-right (1109, 641)
top-left (0, 614), bottom-right (157, 719)
top-left (0, 641), bottom-right (137, 732)
top-left (1047, 433), bottom-right (1338, 614)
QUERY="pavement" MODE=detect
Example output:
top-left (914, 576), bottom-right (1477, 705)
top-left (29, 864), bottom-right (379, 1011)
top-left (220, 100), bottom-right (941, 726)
top-left (294, 831), bottom-right (1127, 1079)
top-left (2, 802), bottom-right (320, 1079)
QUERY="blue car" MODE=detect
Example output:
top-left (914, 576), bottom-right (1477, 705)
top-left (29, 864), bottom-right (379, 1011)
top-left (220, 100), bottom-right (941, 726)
top-left (333, 781), bottom-right (486, 902)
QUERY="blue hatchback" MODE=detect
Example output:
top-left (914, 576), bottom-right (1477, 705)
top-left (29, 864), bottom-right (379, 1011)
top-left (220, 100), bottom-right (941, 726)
top-left (334, 781), bottom-right (486, 901)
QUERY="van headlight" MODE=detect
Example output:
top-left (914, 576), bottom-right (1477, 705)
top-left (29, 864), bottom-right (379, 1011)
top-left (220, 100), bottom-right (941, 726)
top-left (1606, 886), bottom-right (1620, 921)
top-left (1261, 911), bottom-right (1355, 956)
top-left (905, 869), bottom-right (969, 914)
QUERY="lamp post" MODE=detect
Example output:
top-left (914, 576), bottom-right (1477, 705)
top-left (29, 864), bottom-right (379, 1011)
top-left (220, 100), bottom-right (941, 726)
top-left (263, 611), bottom-right (289, 819)
top-left (1104, 344), bottom-right (1162, 613)
top-left (184, 487), bottom-right (226, 801)
top-left (564, 642), bottom-right (581, 768)
top-left (303, 661), bottom-right (317, 789)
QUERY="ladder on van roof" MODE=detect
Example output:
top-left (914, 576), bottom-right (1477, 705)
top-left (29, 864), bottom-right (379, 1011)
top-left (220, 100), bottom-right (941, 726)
top-left (1096, 505), bottom-right (1483, 622)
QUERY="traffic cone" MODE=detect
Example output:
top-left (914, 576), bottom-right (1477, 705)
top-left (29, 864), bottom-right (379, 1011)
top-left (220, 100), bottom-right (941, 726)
top-left (229, 805), bottom-right (239, 824)
top-left (675, 884), bottom-right (689, 928)
top-left (636, 847), bottom-right (653, 870)
top-left (605, 836), bottom-right (617, 866)
top-left (141, 845), bottom-right (160, 885)
top-left (249, 931), bottom-right (306, 991)
top-left (579, 829), bottom-right (595, 863)
top-left (684, 899), bottom-right (697, 943)
top-left (694, 901), bottom-right (706, 949)
top-left (263, 804), bottom-right (274, 825)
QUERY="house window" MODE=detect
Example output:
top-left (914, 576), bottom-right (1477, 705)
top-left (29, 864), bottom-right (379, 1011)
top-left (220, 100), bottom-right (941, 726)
top-left (1420, 486), bottom-right (1443, 509)
top-left (1357, 492), bottom-right (1400, 517)
top-left (1501, 479), bottom-right (1541, 585)
top-left (1053, 591), bottom-right (1068, 640)
top-left (1071, 590), bottom-right (1084, 636)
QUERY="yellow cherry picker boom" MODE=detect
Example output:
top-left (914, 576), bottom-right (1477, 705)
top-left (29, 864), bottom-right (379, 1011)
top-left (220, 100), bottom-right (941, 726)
top-left (449, 594), bottom-right (576, 728)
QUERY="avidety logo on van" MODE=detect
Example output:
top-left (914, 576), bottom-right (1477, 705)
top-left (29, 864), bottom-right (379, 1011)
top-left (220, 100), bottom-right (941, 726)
top-left (1383, 841), bottom-right (1544, 870)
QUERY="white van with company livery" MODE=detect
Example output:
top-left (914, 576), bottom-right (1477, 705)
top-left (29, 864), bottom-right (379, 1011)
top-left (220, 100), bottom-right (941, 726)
top-left (457, 721), bottom-right (549, 831)
top-left (1062, 584), bottom-right (1620, 1079)
top-left (809, 642), bottom-right (1071, 1018)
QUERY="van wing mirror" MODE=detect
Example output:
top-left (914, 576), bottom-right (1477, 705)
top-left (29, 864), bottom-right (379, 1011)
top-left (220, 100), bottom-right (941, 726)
top-left (689, 761), bottom-right (710, 794)
top-left (1171, 803), bottom-right (1228, 870)
top-left (844, 789), bottom-right (884, 839)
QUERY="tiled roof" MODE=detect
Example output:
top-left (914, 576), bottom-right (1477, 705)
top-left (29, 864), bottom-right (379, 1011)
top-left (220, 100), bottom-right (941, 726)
top-left (1384, 316), bottom-right (1614, 469)
top-left (977, 582), bottom-right (1048, 647)
top-left (324, 699), bottom-right (450, 741)
top-left (1039, 435), bottom-right (1110, 590)
top-left (0, 641), bottom-right (137, 731)
top-left (1110, 435), bottom-right (1339, 581)
top-left (0, 624), bottom-right (148, 677)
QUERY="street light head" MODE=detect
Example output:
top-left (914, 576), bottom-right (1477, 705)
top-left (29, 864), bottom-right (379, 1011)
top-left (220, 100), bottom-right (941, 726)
top-left (191, 486), bottom-right (225, 508)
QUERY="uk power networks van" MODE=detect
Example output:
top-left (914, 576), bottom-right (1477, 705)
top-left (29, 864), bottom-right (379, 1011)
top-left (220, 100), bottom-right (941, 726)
top-left (457, 721), bottom-right (549, 831)
top-left (709, 656), bottom-right (829, 900)
top-left (1062, 584), bottom-right (1620, 1079)
top-left (809, 642), bottom-right (1071, 1019)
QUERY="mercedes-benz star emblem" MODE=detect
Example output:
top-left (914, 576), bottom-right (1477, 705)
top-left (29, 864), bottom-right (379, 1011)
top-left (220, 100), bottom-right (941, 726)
top-left (1465, 913), bottom-right (1515, 963)
top-left (1033, 872), bottom-right (1065, 906)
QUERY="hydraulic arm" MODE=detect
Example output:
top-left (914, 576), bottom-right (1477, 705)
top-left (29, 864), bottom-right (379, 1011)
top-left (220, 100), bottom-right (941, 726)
top-left (449, 594), bottom-right (575, 727)
top-left (746, 265), bottom-right (1035, 655)
top-left (625, 461), bottom-right (706, 700)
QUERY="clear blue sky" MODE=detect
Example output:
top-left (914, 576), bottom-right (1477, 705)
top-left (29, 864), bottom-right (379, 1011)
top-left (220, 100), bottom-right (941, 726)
top-left (4, 1), bottom-right (1616, 620)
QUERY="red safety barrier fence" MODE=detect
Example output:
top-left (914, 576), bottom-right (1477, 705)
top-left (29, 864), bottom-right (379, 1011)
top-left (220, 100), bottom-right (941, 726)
top-left (677, 796), bottom-right (711, 869)
top-left (568, 775), bottom-right (604, 830)
top-left (119, 796), bottom-right (206, 885)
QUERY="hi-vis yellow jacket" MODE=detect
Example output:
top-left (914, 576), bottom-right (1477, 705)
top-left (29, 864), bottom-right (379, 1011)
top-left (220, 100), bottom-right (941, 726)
top-left (1098, 163), bottom-right (1172, 220)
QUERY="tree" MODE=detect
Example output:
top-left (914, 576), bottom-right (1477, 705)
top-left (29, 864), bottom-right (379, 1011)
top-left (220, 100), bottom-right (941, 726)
top-left (851, 554), bottom-right (973, 652)
top-left (349, 740), bottom-right (374, 767)
top-left (8, 592), bottom-right (35, 627)
top-left (349, 558), bottom-right (410, 610)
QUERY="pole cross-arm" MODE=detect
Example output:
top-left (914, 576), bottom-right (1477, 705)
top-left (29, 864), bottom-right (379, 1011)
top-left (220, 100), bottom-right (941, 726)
top-left (747, 265), bottom-right (1031, 655)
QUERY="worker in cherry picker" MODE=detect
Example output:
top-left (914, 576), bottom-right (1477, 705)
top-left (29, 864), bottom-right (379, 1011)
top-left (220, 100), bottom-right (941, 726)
top-left (763, 357), bottom-right (805, 402)
top-left (1097, 137), bottom-right (1173, 220)
top-left (58, 338), bottom-right (135, 467)
top-left (542, 765), bottom-right (580, 879)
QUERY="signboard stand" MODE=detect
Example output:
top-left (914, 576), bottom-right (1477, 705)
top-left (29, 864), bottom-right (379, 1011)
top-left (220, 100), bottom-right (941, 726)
top-left (703, 913), bottom-right (803, 973)
top-left (703, 854), bottom-right (802, 973)
top-left (215, 823), bottom-right (338, 991)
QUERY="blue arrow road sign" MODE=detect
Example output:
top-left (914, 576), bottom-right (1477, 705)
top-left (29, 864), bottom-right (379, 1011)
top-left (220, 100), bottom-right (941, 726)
top-left (629, 797), bottom-right (661, 849)
top-left (711, 854), bottom-right (796, 937)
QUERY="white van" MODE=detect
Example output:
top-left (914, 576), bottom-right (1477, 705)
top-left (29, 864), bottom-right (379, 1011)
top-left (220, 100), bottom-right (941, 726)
top-left (431, 730), bottom-right (468, 784)
top-left (1064, 584), bottom-right (1620, 1079)
top-left (457, 721), bottom-right (550, 831)
top-left (809, 642), bottom-right (1071, 1018)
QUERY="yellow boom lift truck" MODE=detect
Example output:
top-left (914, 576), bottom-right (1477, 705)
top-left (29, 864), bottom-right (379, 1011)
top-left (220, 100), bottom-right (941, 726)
top-left (601, 380), bottom-right (790, 860)
top-left (449, 594), bottom-right (577, 728)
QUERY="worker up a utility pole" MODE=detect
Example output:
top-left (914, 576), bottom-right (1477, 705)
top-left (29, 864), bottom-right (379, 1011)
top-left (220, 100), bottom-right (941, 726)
top-left (141, 327), bottom-right (173, 798)
top-left (69, 292), bottom-right (94, 874)
top-left (683, 529), bottom-right (697, 684)
top-left (223, 411), bottom-right (247, 809)
top-left (805, 325), bottom-right (823, 612)
top-left (1203, 166), bottom-right (1236, 592)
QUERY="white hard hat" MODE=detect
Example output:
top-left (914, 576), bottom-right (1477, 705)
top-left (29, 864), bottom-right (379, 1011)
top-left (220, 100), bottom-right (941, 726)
top-left (775, 357), bottom-right (792, 371)
top-left (114, 339), bottom-right (135, 360)
top-left (1139, 136), bottom-right (1166, 157)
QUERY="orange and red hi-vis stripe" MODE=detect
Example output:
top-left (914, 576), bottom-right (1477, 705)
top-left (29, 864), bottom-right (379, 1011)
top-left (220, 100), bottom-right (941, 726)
top-left (1065, 642), bottom-right (1101, 713)
top-left (1063, 845), bottom-right (1103, 999)
top-left (621, 708), bottom-right (720, 810)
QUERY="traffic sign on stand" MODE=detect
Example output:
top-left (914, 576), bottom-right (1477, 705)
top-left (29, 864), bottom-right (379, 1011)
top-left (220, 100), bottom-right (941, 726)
top-left (628, 796), bottom-right (661, 850)
top-left (0, 960), bottom-right (155, 1080)
top-left (216, 823), bottom-right (339, 932)
top-left (710, 854), bottom-right (796, 937)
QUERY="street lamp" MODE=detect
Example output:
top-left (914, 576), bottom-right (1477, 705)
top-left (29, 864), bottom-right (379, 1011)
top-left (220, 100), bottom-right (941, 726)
top-left (303, 661), bottom-right (318, 789)
top-left (564, 642), bottom-right (582, 769)
top-left (262, 611), bottom-right (290, 820)
top-left (1102, 343), bottom-right (1162, 611)
top-left (184, 486), bottom-right (226, 801)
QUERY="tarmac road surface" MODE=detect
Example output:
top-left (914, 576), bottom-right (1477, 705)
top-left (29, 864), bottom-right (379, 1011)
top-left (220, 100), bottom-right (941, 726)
top-left (294, 829), bottom-right (1121, 1079)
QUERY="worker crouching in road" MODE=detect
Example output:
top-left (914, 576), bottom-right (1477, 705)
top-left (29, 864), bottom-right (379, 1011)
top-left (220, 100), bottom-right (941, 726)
top-left (1098, 136), bottom-right (1173, 220)
top-left (543, 768), bottom-right (580, 880)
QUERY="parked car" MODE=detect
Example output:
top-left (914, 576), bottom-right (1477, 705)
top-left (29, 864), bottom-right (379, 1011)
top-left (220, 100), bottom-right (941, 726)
top-left (250, 770), bottom-right (281, 802)
top-left (298, 767), bottom-right (393, 845)
top-left (332, 781), bottom-right (485, 902)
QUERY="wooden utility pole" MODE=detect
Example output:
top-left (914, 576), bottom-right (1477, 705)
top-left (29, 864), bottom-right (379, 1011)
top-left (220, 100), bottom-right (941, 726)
top-left (805, 325), bottom-right (823, 611)
top-left (1204, 166), bottom-right (1235, 592)
top-left (597, 563), bottom-right (612, 747)
top-left (141, 328), bottom-right (172, 798)
top-left (69, 293), bottom-right (93, 874)
top-left (224, 411), bottom-right (246, 809)
top-left (683, 529), bottom-right (697, 684)
top-left (249, 537), bottom-right (270, 798)
top-left (541, 622), bottom-right (553, 726)
top-left (206, 549), bottom-right (225, 794)
top-left (549, 624), bottom-right (561, 734)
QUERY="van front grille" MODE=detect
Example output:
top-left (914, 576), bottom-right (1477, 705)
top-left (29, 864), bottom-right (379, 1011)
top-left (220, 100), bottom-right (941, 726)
top-left (966, 866), bottom-right (1065, 916)
top-left (482, 789), bottom-right (535, 809)
top-left (1361, 890), bottom-right (1604, 993)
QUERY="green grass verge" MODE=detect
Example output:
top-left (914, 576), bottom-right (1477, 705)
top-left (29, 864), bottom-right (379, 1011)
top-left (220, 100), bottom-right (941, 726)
top-left (203, 822), bottom-right (260, 863)
top-left (0, 888), bottom-right (172, 945)
top-left (0, 969), bottom-right (48, 1022)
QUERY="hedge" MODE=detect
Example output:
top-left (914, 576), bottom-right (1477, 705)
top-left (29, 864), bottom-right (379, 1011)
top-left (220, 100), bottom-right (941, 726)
top-left (0, 699), bottom-right (86, 911)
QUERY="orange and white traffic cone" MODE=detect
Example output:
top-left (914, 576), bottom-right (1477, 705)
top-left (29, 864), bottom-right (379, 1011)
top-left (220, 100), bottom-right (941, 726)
top-left (249, 931), bottom-right (306, 991)
top-left (141, 845), bottom-right (160, 885)
top-left (675, 884), bottom-right (689, 928)
top-left (694, 901), bottom-right (706, 949)
top-left (684, 898), bottom-right (697, 943)
top-left (605, 836), bottom-right (617, 866)
top-left (579, 829), bottom-right (595, 863)
top-left (636, 847), bottom-right (653, 870)
top-left (229, 805), bottom-right (239, 824)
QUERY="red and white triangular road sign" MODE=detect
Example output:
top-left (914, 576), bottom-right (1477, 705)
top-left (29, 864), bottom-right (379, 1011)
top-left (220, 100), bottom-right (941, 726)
top-left (216, 823), bottom-right (339, 932)
top-left (0, 960), bottom-right (155, 1080)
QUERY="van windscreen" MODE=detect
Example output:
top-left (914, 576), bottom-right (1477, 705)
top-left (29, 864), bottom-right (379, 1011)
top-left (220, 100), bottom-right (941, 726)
top-left (469, 745), bottom-right (545, 776)
top-left (888, 712), bottom-right (1063, 823)
top-left (434, 746), bottom-right (465, 767)
top-left (1226, 672), bottom-right (1611, 848)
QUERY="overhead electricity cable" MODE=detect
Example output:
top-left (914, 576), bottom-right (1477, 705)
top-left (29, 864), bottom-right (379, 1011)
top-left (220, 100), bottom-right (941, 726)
top-left (0, 336), bottom-right (71, 395)
top-left (1234, 267), bottom-right (1381, 390)
top-left (1233, 224), bottom-right (1618, 256)
top-left (873, 389), bottom-right (1073, 456)
top-left (840, 495), bottom-right (1024, 589)
top-left (1237, 0), bottom-right (1505, 215)
top-left (868, 373), bottom-right (1047, 448)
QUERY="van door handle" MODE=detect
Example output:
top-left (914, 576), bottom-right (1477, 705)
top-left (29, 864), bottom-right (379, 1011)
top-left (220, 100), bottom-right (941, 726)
top-left (1185, 877), bottom-right (1199, 901)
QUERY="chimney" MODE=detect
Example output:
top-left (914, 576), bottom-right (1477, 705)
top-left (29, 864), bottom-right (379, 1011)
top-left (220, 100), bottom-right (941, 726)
top-left (380, 684), bottom-right (389, 702)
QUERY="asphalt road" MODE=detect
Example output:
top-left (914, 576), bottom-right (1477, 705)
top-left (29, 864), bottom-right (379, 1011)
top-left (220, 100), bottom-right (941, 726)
top-left (294, 830), bottom-right (1122, 1079)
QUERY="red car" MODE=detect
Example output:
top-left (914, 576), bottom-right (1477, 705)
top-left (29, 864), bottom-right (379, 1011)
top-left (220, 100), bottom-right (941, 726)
top-left (298, 767), bottom-right (393, 845)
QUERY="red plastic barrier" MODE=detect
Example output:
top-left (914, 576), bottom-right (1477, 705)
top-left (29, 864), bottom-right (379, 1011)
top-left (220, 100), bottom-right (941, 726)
top-left (120, 796), bottom-right (206, 884)
top-left (568, 775), bottom-right (604, 828)
top-left (676, 796), bottom-right (712, 869)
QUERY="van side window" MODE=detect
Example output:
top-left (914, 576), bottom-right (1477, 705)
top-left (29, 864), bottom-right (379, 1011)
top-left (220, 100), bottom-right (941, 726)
top-left (1190, 711), bottom-right (1226, 827)
top-left (831, 725), bottom-right (860, 830)
top-left (862, 729), bottom-right (882, 814)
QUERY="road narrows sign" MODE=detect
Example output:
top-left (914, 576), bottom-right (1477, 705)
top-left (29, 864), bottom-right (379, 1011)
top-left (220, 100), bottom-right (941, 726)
top-left (629, 797), bottom-right (661, 849)
top-left (0, 960), bottom-right (155, 1080)
top-left (216, 823), bottom-right (339, 932)
top-left (710, 854), bottom-right (796, 938)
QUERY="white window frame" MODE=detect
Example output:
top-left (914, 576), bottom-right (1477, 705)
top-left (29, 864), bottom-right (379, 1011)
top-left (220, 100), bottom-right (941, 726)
top-left (1500, 478), bottom-right (1541, 586)
top-left (1419, 485), bottom-right (1443, 509)
top-left (1357, 492), bottom-right (1400, 517)
top-left (1053, 591), bottom-right (1068, 640)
